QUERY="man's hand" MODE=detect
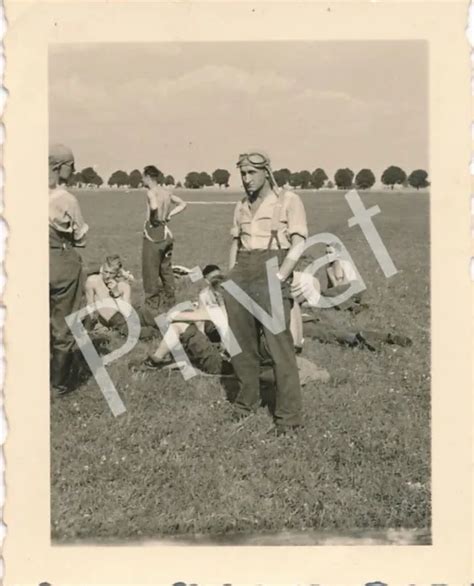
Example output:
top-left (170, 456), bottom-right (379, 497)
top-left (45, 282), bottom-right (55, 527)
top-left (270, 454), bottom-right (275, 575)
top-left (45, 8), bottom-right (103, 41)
top-left (105, 279), bottom-right (121, 298)
top-left (291, 271), bottom-right (321, 306)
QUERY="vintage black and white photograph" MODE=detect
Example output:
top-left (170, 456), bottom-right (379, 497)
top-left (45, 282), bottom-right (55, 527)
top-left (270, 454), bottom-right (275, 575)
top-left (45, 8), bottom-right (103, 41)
top-left (48, 40), bottom-right (430, 545)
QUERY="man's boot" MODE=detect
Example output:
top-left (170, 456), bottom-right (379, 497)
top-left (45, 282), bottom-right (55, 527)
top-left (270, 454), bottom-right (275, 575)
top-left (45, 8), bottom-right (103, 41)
top-left (50, 349), bottom-right (73, 395)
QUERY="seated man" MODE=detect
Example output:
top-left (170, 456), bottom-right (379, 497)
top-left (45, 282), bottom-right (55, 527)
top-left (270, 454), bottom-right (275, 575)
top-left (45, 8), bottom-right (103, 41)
top-left (143, 264), bottom-right (245, 374)
top-left (85, 254), bottom-right (134, 330)
top-left (322, 242), bottom-right (366, 312)
top-left (141, 264), bottom-right (329, 384)
top-left (325, 242), bottom-right (358, 289)
top-left (84, 254), bottom-right (159, 339)
top-left (290, 260), bottom-right (412, 351)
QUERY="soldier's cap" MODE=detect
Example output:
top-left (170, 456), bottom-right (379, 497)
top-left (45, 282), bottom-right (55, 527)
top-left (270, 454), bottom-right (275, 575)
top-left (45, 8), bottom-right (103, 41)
top-left (236, 150), bottom-right (271, 169)
top-left (49, 143), bottom-right (75, 170)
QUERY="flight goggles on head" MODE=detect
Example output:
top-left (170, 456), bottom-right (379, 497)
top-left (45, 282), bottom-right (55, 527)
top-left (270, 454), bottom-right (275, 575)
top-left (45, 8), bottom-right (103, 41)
top-left (236, 152), bottom-right (271, 168)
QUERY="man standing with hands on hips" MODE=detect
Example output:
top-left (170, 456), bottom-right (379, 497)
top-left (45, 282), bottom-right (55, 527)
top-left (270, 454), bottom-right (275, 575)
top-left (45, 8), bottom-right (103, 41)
top-left (141, 165), bottom-right (187, 319)
top-left (223, 151), bottom-right (308, 435)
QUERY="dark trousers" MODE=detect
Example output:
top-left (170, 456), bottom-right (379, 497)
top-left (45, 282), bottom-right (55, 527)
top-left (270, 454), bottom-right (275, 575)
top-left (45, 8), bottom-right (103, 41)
top-left (142, 232), bottom-right (175, 314)
top-left (181, 323), bottom-right (230, 375)
top-left (180, 324), bottom-right (276, 407)
top-left (303, 314), bottom-right (401, 349)
top-left (223, 250), bottom-right (302, 428)
top-left (50, 246), bottom-right (85, 390)
top-left (303, 320), bottom-right (358, 346)
top-left (49, 247), bottom-right (84, 354)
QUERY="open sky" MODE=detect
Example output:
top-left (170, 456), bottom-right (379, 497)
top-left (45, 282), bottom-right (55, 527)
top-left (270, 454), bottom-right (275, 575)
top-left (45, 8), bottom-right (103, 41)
top-left (49, 41), bottom-right (428, 186)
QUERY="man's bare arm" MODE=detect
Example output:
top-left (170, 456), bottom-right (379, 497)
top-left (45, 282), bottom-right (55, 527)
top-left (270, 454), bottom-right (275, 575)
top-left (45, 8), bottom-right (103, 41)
top-left (115, 281), bottom-right (131, 303)
top-left (85, 280), bottom-right (96, 313)
top-left (168, 194), bottom-right (187, 219)
top-left (278, 234), bottom-right (306, 280)
top-left (229, 239), bottom-right (239, 270)
top-left (171, 308), bottom-right (210, 323)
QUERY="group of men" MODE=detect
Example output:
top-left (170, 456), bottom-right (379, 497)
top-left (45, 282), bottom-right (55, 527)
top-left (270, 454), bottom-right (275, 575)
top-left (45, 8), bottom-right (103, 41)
top-left (49, 147), bottom-right (186, 390)
top-left (49, 144), bottom-right (410, 436)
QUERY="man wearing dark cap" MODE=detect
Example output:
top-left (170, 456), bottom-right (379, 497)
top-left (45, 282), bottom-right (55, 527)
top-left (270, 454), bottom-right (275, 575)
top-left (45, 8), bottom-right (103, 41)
top-left (49, 143), bottom-right (88, 394)
top-left (223, 150), bottom-right (308, 435)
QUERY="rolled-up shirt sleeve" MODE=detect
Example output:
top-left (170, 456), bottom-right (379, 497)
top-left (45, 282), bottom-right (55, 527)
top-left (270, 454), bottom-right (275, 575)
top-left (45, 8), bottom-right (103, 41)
top-left (68, 197), bottom-right (89, 246)
top-left (286, 193), bottom-right (308, 240)
top-left (230, 202), bottom-right (241, 238)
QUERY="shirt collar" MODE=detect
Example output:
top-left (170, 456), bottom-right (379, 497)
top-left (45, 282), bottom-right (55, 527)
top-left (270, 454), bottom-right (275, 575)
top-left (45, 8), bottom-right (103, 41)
top-left (243, 190), bottom-right (277, 209)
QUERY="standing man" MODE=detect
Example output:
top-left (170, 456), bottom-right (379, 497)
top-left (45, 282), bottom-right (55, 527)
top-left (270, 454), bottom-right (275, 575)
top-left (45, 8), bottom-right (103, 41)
top-left (49, 143), bottom-right (88, 395)
top-left (223, 151), bottom-right (308, 435)
top-left (141, 165), bottom-right (187, 318)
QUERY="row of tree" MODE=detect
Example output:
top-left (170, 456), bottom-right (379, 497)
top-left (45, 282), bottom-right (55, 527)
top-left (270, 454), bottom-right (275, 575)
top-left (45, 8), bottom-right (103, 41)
top-left (68, 168), bottom-right (173, 188)
top-left (69, 167), bottom-right (232, 189)
top-left (185, 169), bottom-right (231, 188)
top-left (70, 167), bottom-right (104, 187)
top-left (107, 169), bottom-right (176, 188)
top-left (271, 166), bottom-right (429, 190)
top-left (69, 165), bottom-right (430, 190)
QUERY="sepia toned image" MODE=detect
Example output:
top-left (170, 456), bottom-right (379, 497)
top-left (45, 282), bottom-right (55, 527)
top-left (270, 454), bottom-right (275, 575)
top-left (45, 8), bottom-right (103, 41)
top-left (4, 1), bottom-right (472, 584)
top-left (48, 40), bottom-right (430, 545)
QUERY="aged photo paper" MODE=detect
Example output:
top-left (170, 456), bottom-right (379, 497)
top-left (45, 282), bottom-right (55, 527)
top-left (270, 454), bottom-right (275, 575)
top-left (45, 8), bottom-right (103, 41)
top-left (3, 1), bottom-right (473, 585)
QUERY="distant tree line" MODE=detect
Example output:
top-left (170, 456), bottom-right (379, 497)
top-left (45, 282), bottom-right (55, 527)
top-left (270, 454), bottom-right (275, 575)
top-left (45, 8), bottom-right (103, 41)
top-left (271, 166), bottom-right (429, 190)
top-left (184, 169), bottom-right (231, 189)
top-left (106, 168), bottom-right (176, 188)
top-left (70, 167), bottom-right (232, 189)
top-left (69, 164), bottom-right (430, 191)
top-left (69, 166), bottom-right (104, 187)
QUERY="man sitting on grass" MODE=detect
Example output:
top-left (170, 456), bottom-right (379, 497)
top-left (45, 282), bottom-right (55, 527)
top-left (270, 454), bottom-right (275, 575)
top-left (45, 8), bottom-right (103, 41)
top-left (321, 242), bottom-right (367, 312)
top-left (290, 253), bottom-right (412, 351)
top-left (85, 255), bottom-right (134, 330)
top-left (84, 254), bottom-right (159, 339)
top-left (141, 264), bottom-right (249, 375)
top-left (138, 264), bottom-right (329, 385)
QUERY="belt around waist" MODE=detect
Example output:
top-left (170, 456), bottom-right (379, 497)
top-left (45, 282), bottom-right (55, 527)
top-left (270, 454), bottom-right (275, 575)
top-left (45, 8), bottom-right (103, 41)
top-left (237, 248), bottom-right (289, 254)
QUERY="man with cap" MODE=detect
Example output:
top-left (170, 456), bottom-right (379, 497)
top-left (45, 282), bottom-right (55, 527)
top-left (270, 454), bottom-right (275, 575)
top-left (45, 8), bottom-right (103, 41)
top-left (49, 143), bottom-right (88, 394)
top-left (223, 151), bottom-right (308, 435)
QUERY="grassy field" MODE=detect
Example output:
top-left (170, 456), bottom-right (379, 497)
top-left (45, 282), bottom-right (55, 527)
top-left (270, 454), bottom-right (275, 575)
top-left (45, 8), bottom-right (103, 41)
top-left (51, 188), bottom-right (431, 544)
